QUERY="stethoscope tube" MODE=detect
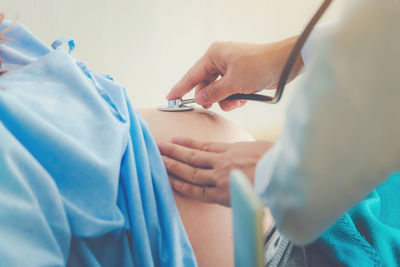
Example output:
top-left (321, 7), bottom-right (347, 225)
top-left (224, 0), bottom-right (333, 104)
top-left (161, 0), bottom-right (333, 112)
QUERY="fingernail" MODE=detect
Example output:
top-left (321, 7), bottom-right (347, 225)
top-left (199, 92), bottom-right (208, 104)
top-left (232, 100), bottom-right (240, 107)
top-left (158, 142), bottom-right (165, 152)
top-left (161, 156), bottom-right (169, 167)
top-left (172, 137), bottom-right (183, 144)
top-left (166, 93), bottom-right (174, 100)
top-left (174, 180), bottom-right (184, 190)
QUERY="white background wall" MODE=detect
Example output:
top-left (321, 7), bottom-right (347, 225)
top-left (2, 0), bottom-right (344, 139)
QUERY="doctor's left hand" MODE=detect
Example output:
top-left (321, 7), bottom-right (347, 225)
top-left (158, 137), bottom-right (273, 207)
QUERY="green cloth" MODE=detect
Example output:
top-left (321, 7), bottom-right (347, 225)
top-left (308, 174), bottom-right (400, 266)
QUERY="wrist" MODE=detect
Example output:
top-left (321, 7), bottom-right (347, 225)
top-left (280, 36), bottom-right (304, 78)
top-left (258, 36), bottom-right (304, 90)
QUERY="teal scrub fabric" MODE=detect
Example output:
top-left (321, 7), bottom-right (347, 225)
top-left (0, 20), bottom-right (197, 266)
top-left (307, 173), bottom-right (400, 266)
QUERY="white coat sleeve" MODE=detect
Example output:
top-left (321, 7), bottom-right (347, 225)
top-left (301, 21), bottom-right (336, 66)
top-left (254, 0), bottom-right (400, 245)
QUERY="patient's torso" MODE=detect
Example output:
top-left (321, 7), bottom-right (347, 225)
top-left (139, 108), bottom-right (265, 267)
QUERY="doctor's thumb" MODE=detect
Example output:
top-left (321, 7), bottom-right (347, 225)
top-left (195, 79), bottom-right (231, 106)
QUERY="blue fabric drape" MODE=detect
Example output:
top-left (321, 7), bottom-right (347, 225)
top-left (0, 20), bottom-right (197, 267)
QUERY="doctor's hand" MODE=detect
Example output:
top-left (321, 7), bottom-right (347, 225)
top-left (167, 36), bottom-right (303, 111)
top-left (158, 137), bottom-right (273, 207)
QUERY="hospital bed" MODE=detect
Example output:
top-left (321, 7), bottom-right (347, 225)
top-left (230, 170), bottom-right (265, 267)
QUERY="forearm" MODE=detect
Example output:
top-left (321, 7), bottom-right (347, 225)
top-left (262, 36), bottom-right (304, 89)
top-left (274, 22), bottom-right (337, 79)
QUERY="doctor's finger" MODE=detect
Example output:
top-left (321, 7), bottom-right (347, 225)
top-left (172, 179), bottom-right (220, 204)
top-left (162, 156), bottom-right (216, 186)
top-left (195, 79), bottom-right (218, 109)
top-left (194, 77), bottom-right (234, 106)
top-left (158, 142), bottom-right (216, 167)
top-left (167, 56), bottom-right (219, 100)
top-left (218, 99), bottom-right (247, 111)
top-left (172, 137), bottom-right (229, 153)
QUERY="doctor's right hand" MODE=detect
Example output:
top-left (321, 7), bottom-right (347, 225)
top-left (167, 36), bottom-right (303, 111)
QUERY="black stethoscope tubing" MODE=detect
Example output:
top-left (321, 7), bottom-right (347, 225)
top-left (225, 0), bottom-right (333, 104)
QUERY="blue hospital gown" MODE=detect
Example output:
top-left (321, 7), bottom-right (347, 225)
top-left (0, 20), bottom-right (197, 266)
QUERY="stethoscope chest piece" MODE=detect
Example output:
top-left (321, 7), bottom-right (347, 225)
top-left (159, 0), bottom-right (333, 112)
top-left (158, 99), bottom-right (195, 112)
top-left (157, 105), bottom-right (194, 112)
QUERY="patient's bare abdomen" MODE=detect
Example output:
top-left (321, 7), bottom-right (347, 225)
top-left (138, 108), bottom-right (254, 267)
